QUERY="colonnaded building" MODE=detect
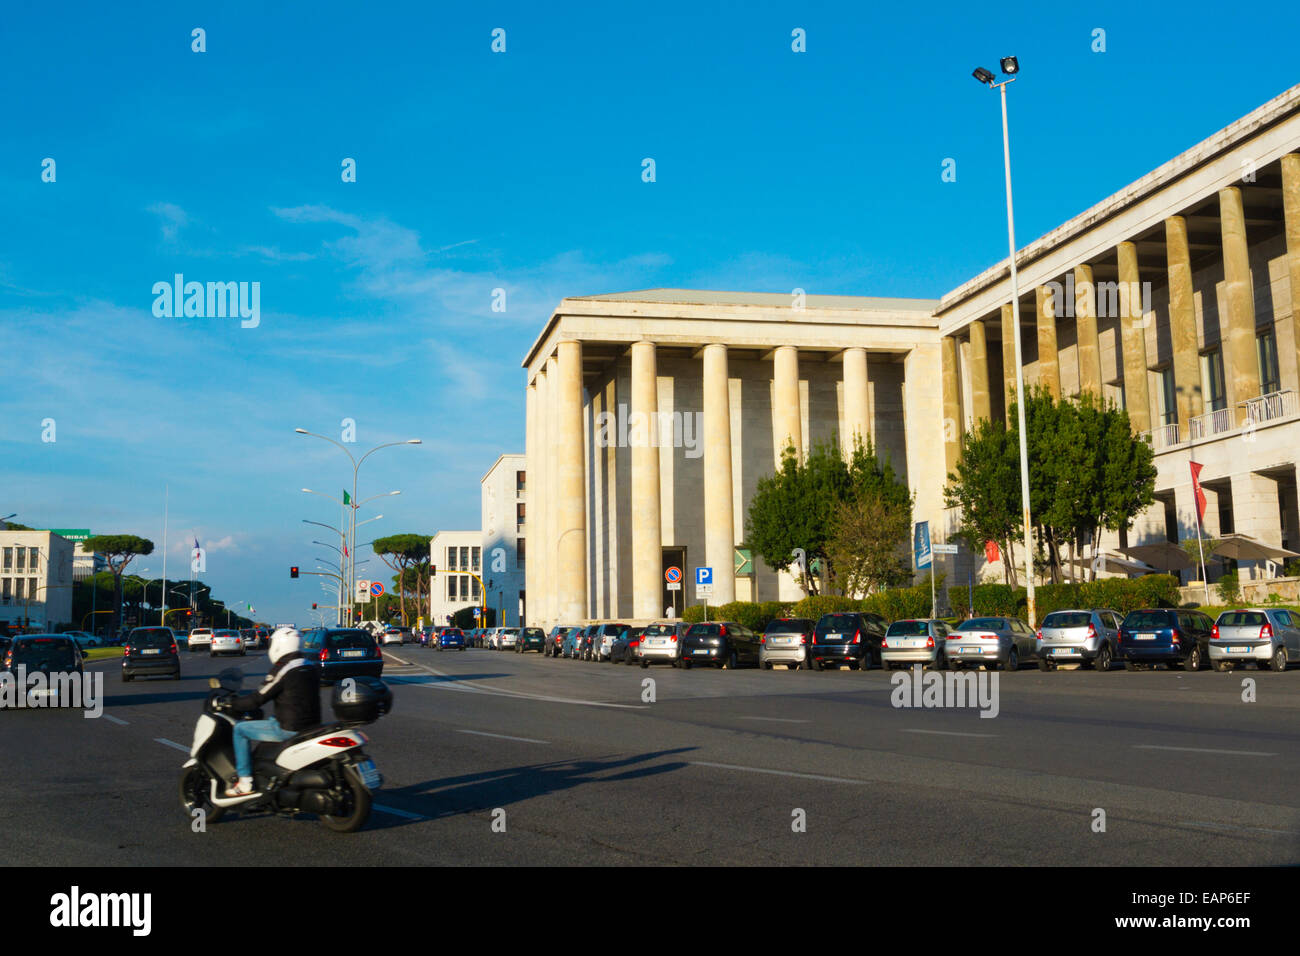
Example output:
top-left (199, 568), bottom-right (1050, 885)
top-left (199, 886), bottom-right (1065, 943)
top-left (522, 83), bottom-right (1300, 631)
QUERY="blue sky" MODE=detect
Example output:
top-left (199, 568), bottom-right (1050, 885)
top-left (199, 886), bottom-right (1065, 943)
top-left (3, 0), bottom-right (1297, 624)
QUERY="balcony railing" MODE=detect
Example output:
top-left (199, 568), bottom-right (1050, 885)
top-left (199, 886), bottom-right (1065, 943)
top-left (1189, 406), bottom-right (1233, 441)
top-left (1146, 422), bottom-right (1181, 450)
top-left (1241, 388), bottom-right (1298, 425)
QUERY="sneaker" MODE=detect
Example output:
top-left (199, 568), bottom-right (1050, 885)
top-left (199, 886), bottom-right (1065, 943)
top-left (224, 776), bottom-right (255, 797)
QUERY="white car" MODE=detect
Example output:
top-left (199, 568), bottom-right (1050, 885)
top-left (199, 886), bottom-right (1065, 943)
top-left (210, 629), bottom-right (245, 656)
top-left (497, 628), bottom-right (520, 650)
top-left (64, 631), bottom-right (101, 650)
top-left (187, 627), bottom-right (213, 652)
top-left (381, 628), bottom-right (406, 646)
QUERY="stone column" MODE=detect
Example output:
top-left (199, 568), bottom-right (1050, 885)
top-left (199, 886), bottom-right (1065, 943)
top-left (1233, 472), bottom-right (1282, 580)
top-left (545, 353), bottom-right (560, 625)
top-left (524, 377), bottom-right (536, 625)
top-left (1074, 264), bottom-right (1102, 399)
top-left (1117, 241), bottom-right (1152, 433)
top-left (842, 347), bottom-right (870, 454)
top-left (555, 341), bottom-right (587, 623)
top-left (533, 363), bottom-right (549, 626)
top-left (1166, 215), bottom-right (1203, 441)
top-left (941, 335), bottom-right (962, 473)
top-left (1220, 186), bottom-right (1262, 414)
top-left (1001, 302), bottom-right (1017, 423)
top-left (702, 344), bottom-right (736, 605)
top-left (969, 320), bottom-right (991, 423)
top-left (773, 345), bottom-right (802, 462)
top-left (1282, 155), bottom-right (1300, 391)
top-left (630, 341), bottom-right (662, 621)
top-left (1035, 286), bottom-right (1061, 398)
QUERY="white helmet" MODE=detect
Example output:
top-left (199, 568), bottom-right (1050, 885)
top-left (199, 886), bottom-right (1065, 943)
top-left (268, 627), bottom-right (301, 664)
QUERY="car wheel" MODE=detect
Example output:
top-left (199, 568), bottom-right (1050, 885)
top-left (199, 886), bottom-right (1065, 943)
top-left (722, 650), bottom-right (737, 670)
top-left (1183, 645), bottom-right (1202, 671)
top-left (1006, 648), bottom-right (1019, 671)
top-left (1269, 646), bottom-right (1287, 672)
top-left (1094, 645), bottom-right (1112, 671)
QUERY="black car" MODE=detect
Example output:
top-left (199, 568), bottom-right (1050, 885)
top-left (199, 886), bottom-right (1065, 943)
top-left (811, 612), bottom-right (887, 670)
top-left (300, 627), bottom-right (384, 683)
top-left (681, 621), bottom-right (761, 669)
top-left (2, 635), bottom-right (85, 706)
top-left (122, 627), bottom-right (181, 681)
top-left (577, 625), bottom-right (600, 661)
top-left (515, 627), bottom-right (546, 653)
top-left (1118, 608), bottom-right (1214, 671)
top-left (610, 626), bottom-right (645, 664)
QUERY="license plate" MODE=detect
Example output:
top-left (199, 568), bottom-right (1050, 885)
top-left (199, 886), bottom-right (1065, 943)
top-left (694, 649), bottom-right (709, 655)
top-left (773, 637), bottom-right (791, 645)
top-left (962, 647), bottom-right (980, 654)
top-left (1055, 647), bottom-right (1078, 655)
top-left (356, 759), bottom-right (382, 789)
top-left (342, 649), bottom-right (365, 658)
top-left (1228, 646), bottom-right (1250, 654)
top-left (907, 640), bottom-right (923, 648)
top-left (826, 633), bottom-right (842, 640)
top-left (141, 648), bottom-right (160, 655)
top-left (1137, 633), bottom-right (1156, 640)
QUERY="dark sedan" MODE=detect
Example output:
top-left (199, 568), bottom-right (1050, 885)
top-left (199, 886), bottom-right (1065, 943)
top-left (300, 627), bottom-right (384, 682)
top-left (122, 626), bottom-right (181, 681)
top-left (2, 635), bottom-right (85, 707)
top-left (680, 621), bottom-right (761, 669)
top-left (810, 612), bottom-right (887, 671)
top-left (611, 626), bottom-right (645, 664)
top-left (1118, 608), bottom-right (1213, 671)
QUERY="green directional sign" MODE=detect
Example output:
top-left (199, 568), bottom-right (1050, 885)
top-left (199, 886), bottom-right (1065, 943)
top-left (51, 528), bottom-right (92, 542)
top-left (734, 547), bottom-right (753, 576)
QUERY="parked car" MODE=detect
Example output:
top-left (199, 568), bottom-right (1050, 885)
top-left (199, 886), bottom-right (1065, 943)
top-left (577, 625), bottom-right (601, 660)
top-left (300, 627), bottom-right (384, 682)
top-left (1209, 608), bottom-right (1300, 671)
top-left (946, 616), bottom-right (1036, 670)
top-left (610, 626), bottom-right (645, 664)
top-left (590, 623), bottom-right (629, 662)
top-left (516, 627), bottom-right (546, 653)
top-left (187, 627), bottom-right (213, 653)
top-left (637, 621), bottom-right (691, 667)
top-left (759, 618), bottom-right (816, 670)
top-left (122, 627), bottom-right (181, 681)
top-left (2, 635), bottom-right (84, 705)
top-left (497, 627), bottom-right (521, 650)
top-left (562, 626), bottom-right (590, 659)
top-left (1117, 608), bottom-right (1213, 671)
top-left (545, 625), bottom-right (581, 657)
top-left (210, 629), bottom-right (246, 657)
top-left (681, 621), bottom-right (761, 669)
top-left (438, 627), bottom-right (466, 651)
top-left (63, 630), bottom-right (100, 650)
top-left (881, 619), bottom-right (950, 670)
top-left (810, 612), bottom-right (887, 671)
top-left (1036, 608), bottom-right (1122, 671)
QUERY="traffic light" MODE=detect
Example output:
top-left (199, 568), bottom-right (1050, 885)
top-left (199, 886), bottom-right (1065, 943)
top-left (187, 609), bottom-right (193, 617)
top-left (312, 602), bottom-right (318, 609)
top-left (290, 566), bottom-right (299, 578)
top-left (431, 564), bottom-right (437, 577)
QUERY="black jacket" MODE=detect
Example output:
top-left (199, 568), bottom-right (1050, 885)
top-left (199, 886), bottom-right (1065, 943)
top-left (231, 653), bottom-right (321, 732)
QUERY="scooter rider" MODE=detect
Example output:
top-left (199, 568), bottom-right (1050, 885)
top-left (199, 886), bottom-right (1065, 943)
top-left (219, 626), bottom-right (321, 796)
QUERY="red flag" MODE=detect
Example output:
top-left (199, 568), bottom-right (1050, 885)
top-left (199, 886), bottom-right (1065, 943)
top-left (985, 540), bottom-right (1000, 563)
top-left (1189, 461), bottom-right (1207, 525)
top-left (343, 544), bottom-right (349, 557)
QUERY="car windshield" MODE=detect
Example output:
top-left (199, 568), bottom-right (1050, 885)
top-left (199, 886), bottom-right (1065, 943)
top-left (886, 620), bottom-right (931, 636)
top-left (130, 628), bottom-right (173, 647)
top-left (1218, 611), bottom-right (1267, 627)
top-left (957, 618), bottom-right (1006, 631)
top-left (11, 639), bottom-right (78, 669)
top-left (1124, 610), bottom-right (1173, 629)
top-left (766, 619), bottom-right (812, 634)
top-left (326, 630), bottom-right (375, 649)
top-left (1043, 612), bottom-right (1091, 628)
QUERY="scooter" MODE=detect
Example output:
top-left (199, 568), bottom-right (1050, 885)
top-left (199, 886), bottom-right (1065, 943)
top-left (177, 668), bottom-right (389, 832)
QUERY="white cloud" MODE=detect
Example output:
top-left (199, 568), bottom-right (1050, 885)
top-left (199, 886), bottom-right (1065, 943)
top-left (147, 202), bottom-right (190, 242)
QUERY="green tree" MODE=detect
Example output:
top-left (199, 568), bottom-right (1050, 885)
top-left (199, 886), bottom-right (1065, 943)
top-left (80, 534), bottom-right (153, 634)
top-left (373, 534), bottom-right (432, 625)
top-left (944, 418), bottom-right (1023, 587)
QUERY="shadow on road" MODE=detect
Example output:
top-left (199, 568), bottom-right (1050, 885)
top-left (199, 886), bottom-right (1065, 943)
top-left (365, 747), bottom-right (699, 830)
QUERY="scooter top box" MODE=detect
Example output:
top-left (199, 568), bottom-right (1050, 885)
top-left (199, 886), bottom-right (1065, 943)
top-left (331, 676), bottom-right (392, 724)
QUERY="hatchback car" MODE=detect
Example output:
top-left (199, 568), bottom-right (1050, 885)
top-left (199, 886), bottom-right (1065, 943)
top-left (301, 627), bottom-right (384, 682)
top-left (1209, 608), bottom-right (1300, 671)
top-left (811, 612), bottom-right (887, 671)
top-left (497, 627), bottom-right (521, 650)
top-left (122, 626), bottom-right (181, 681)
top-left (946, 616), bottom-right (1036, 670)
top-left (187, 627), bottom-right (213, 653)
top-left (240, 628), bottom-right (262, 651)
top-left (610, 627), bottom-right (645, 664)
top-left (545, 625), bottom-right (581, 658)
top-left (2, 635), bottom-right (84, 706)
top-left (381, 627), bottom-right (408, 646)
top-left (64, 630), bottom-right (100, 650)
top-left (209, 629), bottom-right (246, 657)
top-left (562, 626), bottom-right (590, 659)
top-left (438, 627), bottom-right (467, 651)
top-left (759, 618), bottom-right (816, 670)
top-left (681, 621), bottom-right (760, 669)
top-left (516, 627), bottom-right (546, 653)
top-left (590, 623), bottom-right (630, 662)
top-left (881, 619), bottom-right (950, 670)
top-left (1036, 608), bottom-right (1123, 670)
top-left (1117, 608), bottom-right (1213, 671)
top-left (637, 621), bottom-right (690, 667)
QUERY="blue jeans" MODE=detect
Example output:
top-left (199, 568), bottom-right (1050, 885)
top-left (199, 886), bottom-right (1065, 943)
top-left (232, 716), bottom-right (294, 778)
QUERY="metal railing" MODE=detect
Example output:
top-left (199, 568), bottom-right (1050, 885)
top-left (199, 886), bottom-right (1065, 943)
top-left (1240, 388), bottom-right (1298, 425)
top-left (1189, 406), bottom-right (1233, 440)
top-left (1146, 422), bottom-right (1181, 450)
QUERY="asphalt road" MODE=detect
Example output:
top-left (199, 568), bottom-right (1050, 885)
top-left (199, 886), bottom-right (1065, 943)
top-left (3, 645), bottom-right (1299, 866)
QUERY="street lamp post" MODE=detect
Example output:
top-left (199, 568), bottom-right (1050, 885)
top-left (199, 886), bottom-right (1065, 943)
top-left (973, 55), bottom-right (1036, 627)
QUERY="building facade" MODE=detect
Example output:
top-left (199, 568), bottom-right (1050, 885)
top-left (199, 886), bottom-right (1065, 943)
top-left (0, 531), bottom-right (75, 631)
top-left (520, 84), bottom-right (1300, 631)
top-left (481, 453), bottom-right (527, 627)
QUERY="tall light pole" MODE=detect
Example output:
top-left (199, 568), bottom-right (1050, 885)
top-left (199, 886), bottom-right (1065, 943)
top-left (295, 427), bottom-right (420, 626)
top-left (973, 55), bottom-right (1036, 627)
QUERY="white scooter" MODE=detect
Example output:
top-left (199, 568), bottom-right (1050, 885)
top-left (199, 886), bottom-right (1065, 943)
top-left (178, 668), bottom-right (389, 832)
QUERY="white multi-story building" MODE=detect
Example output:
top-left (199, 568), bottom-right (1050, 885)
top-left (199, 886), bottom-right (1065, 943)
top-left (428, 530), bottom-right (483, 627)
top-left (481, 454), bottom-right (527, 627)
top-left (0, 531), bottom-right (75, 631)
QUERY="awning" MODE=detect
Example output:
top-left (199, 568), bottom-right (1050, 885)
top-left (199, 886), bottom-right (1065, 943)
top-left (1068, 551), bottom-right (1157, 577)
top-left (1117, 541), bottom-right (1194, 572)
top-left (1211, 534), bottom-right (1300, 563)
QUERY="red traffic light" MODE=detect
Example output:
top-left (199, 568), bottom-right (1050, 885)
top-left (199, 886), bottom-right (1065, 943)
top-left (290, 566), bottom-right (299, 578)
top-left (312, 602), bottom-right (318, 609)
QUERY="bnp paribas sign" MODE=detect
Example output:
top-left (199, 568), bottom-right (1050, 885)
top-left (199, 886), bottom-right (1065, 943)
top-left (50, 529), bottom-right (91, 543)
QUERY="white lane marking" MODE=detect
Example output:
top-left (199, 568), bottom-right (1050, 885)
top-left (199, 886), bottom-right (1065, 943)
top-left (155, 738), bottom-right (190, 753)
top-left (457, 729), bottom-right (549, 744)
top-left (373, 804), bottom-right (425, 820)
top-left (902, 728), bottom-right (998, 739)
top-left (102, 714), bottom-right (129, 725)
top-left (691, 761), bottom-right (871, 786)
top-left (1134, 744), bottom-right (1276, 757)
top-left (738, 716), bottom-right (810, 724)
top-left (395, 667), bottom-right (649, 710)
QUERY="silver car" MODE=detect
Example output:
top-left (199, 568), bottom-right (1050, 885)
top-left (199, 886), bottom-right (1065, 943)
top-left (187, 627), bottom-right (213, 653)
top-left (1210, 608), bottom-right (1300, 671)
top-left (638, 621), bottom-right (689, 666)
top-left (210, 628), bottom-right (245, 657)
top-left (759, 618), bottom-right (816, 669)
top-left (881, 619), bottom-right (950, 670)
top-left (497, 627), bottom-right (520, 650)
top-left (946, 616), bottom-right (1036, 670)
top-left (591, 623), bottom-right (628, 662)
top-left (1036, 608), bottom-right (1122, 670)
